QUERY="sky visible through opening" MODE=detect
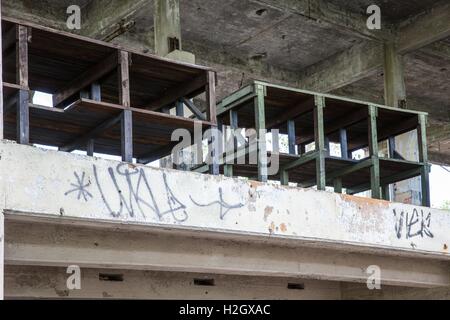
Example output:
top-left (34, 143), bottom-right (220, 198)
top-left (32, 92), bottom-right (450, 210)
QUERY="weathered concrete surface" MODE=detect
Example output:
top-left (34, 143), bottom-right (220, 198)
top-left (5, 219), bottom-right (450, 288)
top-left (342, 282), bottom-right (450, 300)
top-left (0, 140), bottom-right (449, 258)
top-left (154, 0), bottom-right (181, 56)
top-left (4, 266), bottom-right (341, 299)
top-left (0, 211), bottom-right (3, 300)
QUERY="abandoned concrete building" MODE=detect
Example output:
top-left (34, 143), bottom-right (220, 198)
top-left (0, 0), bottom-right (449, 300)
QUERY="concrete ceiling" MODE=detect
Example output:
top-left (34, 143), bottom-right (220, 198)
top-left (127, 0), bottom-right (363, 70)
top-left (327, 0), bottom-right (445, 23)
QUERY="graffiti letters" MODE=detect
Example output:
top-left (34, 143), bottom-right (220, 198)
top-left (66, 165), bottom-right (245, 223)
top-left (393, 208), bottom-right (434, 240)
top-left (94, 164), bottom-right (188, 222)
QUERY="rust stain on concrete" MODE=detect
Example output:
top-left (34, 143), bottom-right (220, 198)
top-left (249, 180), bottom-right (263, 189)
top-left (264, 206), bottom-right (274, 221)
top-left (340, 194), bottom-right (390, 209)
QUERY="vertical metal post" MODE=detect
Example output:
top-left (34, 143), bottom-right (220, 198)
top-left (206, 71), bottom-right (219, 175)
top-left (87, 83), bottom-right (101, 156)
top-left (382, 186), bottom-right (390, 201)
top-left (324, 136), bottom-right (330, 156)
top-left (388, 136), bottom-right (396, 158)
top-left (175, 99), bottom-right (184, 117)
top-left (16, 25), bottom-right (29, 145)
top-left (382, 135), bottom-right (396, 201)
top-left (339, 128), bottom-right (348, 159)
top-left (90, 82), bottom-right (101, 101)
top-left (254, 83), bottom-right (267, 182)
top-left (121, 110), bottom-right (133, 162)
top-left (314, 95), bottom-right (326, 190)
top-left (368, 105), bottom-right (381, 199)
top-left (333, 178), bottom-right (343, 194)
top-left (287, 120), bottom-right (296, 155)
top-left (86, 140), bottom-right (95, 157)
top-left (280, 170), bottom-right (289, 186)
top-left (119, 51), bottom-right (132, 162)
top-left (224, 109), bottom-right (238, 177)
top-left (418, 114), bottom-right (430, 207)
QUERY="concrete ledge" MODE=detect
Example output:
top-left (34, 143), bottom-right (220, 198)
top-left (5, 220), bottom-right (450, 288)
top-left (0, 140), bottom-right (449, 258)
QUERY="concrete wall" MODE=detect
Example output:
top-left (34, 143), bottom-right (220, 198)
top-left (0, 210), bottom-right (3, 299)
top-left (4, 266), bottom-right (341, 299)
top-left (342, 283), bottom-right (450, 300)
top-left (0, 140), bottom-right (449, 258)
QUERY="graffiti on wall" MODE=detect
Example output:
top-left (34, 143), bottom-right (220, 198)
top-left (393, 208), bottom-right (434, 240)
top-left (64, 164), bottom-right (244, 223)
top-left (62, 164), bottom-right (437, 242)
top-left (64, 171), bottom-right (93, 202)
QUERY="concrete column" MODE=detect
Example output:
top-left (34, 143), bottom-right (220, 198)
top-left (154, 0), bottom-right (181, 56)
top-left (154, 0), bottom-right (195, 64)
top-left (383, 43), bottom-right (421, 205)
top-left (154, 0), bottom-right (195, 169)
top-left (384, 43), bottom-right (406, 107)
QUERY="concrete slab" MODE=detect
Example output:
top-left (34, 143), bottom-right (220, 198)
top-left (0, 140), bottom-right (449, 259)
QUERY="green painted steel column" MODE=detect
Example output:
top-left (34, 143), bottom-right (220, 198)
top-left (418, 114), bottom-right (430, 207)
top-left (224, 109), bottom-right (238, 178)
top-left (368, 105), bottom-right (381, 199)
top-left (334, 178), bottom-right (343, 194)
top-left (314, 96), bottom-right (326, 190)
top-left (254, 83), bottom-right (268, 182)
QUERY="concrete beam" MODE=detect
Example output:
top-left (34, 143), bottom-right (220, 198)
top-left (81, 0), bottom-right (149, 41)
top-left (4, 265), bottom-right (341, 299)
top-left (297, 1), bottom-right (450, 94)
top-left (419, 41), bottom-right (450, 60)
top-left (1, 1), bottom-right (67, 29)
top-left (397, 1), bottom-right (450, 54)
top-left (1, 142), bottom-right (450, 258)
top-left (297, 41), bottom-right (383, 92)
top-left (251, 0), bottom-right (392, 41)
top-left (5, 220), bottom-right (450, 288)
top-left (429, 152), bottom-right (450, 167)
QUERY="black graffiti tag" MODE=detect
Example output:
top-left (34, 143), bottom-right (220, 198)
top-left (393, 208), bottom-right (434, 240)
